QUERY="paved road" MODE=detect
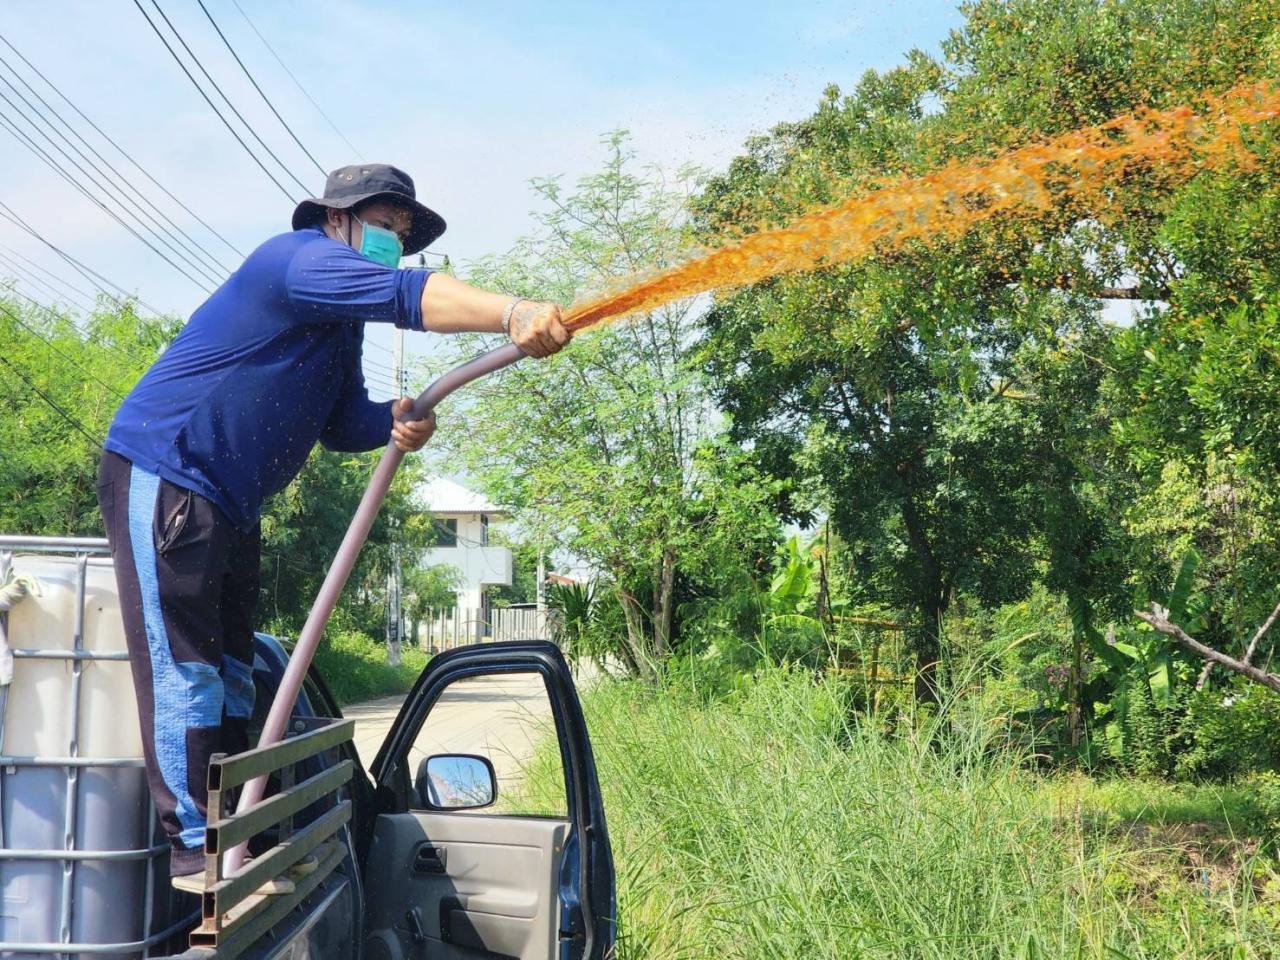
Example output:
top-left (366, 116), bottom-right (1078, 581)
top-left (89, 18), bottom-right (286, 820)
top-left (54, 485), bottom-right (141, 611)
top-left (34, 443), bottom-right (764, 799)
top-left (344, 672), bottom-right (554, 795)
top-left (344, 693), bottom-right (409, 770)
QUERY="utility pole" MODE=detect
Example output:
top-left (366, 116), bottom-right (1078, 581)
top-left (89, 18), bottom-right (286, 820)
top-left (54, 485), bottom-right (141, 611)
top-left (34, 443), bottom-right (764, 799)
top-left (385, 256), bottom-right (411, 665)
top-left (536, 538), bottom-right (546, 639)
top-left (386, 540), bottom-right (401, 667)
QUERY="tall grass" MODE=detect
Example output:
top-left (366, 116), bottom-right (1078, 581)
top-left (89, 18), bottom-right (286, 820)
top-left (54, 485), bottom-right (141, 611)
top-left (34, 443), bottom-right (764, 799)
top-left (558, 666), bottom-right (1279, 959)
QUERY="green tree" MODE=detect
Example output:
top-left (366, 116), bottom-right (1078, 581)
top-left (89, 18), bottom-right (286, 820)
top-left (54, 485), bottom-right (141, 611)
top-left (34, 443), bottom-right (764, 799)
top-left (691, 0), bottom-right (1280, 702)
top-left (0, 293), bottom-right (173, 536)
top-left (402, 562), bottom-right (461, 647)
top-left (426, 134), bottom-right (781, 677)
top-left (1109, 194), bottom-right (1280, 673)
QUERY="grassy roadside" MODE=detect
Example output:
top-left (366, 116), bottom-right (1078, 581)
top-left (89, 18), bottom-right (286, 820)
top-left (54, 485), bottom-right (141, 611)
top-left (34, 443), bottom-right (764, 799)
top-left (310, 629), bottom-right (428, 705)
top-left (536, 667), bottom-right (1280, 959)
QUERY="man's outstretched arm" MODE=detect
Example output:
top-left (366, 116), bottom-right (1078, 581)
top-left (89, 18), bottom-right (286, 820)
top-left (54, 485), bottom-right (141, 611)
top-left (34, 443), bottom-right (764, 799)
top-left (420, 272), bottom-right (570, 357)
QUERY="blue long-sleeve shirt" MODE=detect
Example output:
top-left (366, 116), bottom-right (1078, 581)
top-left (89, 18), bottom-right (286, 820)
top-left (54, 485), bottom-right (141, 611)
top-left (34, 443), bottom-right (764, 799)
top-left (105, 227), bottom-right (431, 529)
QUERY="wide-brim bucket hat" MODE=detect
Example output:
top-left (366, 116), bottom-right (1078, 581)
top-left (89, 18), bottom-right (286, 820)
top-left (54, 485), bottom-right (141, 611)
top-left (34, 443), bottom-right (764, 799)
top-left (292, 163), bottom-right (446, 255)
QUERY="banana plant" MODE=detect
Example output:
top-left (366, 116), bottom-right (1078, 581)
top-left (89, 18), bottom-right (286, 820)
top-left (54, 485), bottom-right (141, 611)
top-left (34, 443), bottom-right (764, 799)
top-left (1091, 548), bottom-right (1204, 749)
top-left (756, 536), bottom-right (829, 662)
top-left (1129, 547), bottom-right (1202, 704)
top-left (767, 536), bottom-right (818, 617)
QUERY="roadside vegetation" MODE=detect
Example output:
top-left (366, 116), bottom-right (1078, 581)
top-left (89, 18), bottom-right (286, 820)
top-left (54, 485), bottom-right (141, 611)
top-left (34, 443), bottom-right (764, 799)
top-left (6, 0), bottom-right (1280, 953)
top-left (309, 623), bottom-right (428, 706)
top-left (557, 668), bottom-right (1280, 960)
top-left (448, 1), bottom-right (1280, 953)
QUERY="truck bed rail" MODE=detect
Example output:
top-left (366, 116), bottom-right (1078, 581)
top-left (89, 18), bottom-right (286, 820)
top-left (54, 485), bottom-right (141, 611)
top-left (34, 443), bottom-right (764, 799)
top-left (189, 716), bottom-right (354, 955)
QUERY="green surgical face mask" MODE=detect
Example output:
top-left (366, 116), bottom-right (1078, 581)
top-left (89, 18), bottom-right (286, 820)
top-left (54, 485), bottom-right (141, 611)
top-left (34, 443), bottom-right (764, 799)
top-left (352, 216), bottom-right (403, 268)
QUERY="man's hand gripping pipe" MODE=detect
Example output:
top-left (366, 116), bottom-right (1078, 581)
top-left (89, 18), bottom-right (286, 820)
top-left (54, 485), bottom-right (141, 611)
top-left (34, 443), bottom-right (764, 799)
top-left (224, 342), bottom-right (526, 874)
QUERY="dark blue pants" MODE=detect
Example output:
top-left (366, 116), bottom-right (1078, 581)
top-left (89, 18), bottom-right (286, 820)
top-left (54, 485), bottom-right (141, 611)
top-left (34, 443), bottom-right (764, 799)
top-left (96, 451), bottom-right (258, 876)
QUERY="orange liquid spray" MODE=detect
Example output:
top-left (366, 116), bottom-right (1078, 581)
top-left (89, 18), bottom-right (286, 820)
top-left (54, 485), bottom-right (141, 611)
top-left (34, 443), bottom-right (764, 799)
top-left (563, 81), bottom-right (1280, 334)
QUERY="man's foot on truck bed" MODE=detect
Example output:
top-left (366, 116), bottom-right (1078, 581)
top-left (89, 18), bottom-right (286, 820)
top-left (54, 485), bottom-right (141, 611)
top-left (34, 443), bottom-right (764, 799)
top-left (171, 871), bottom-right (296, 896)
top-left (170, 872), bottom-right (205, 895)
top-left (288, 841), bottom-right (338, 877)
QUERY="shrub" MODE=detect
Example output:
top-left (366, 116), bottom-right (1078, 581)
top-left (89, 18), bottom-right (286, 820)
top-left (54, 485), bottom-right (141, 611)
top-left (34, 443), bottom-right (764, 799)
top-left (310, 627), bottom-right (428, 706)
top-left (1176, 678), bottom-right (1280, 780)
top-left (1246, 771), bottom-right (1280, 846)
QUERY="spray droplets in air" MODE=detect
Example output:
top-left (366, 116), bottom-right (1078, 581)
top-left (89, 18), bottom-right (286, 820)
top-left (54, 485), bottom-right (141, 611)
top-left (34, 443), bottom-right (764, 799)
top-left (562, 81), bottom-right (1280, 334)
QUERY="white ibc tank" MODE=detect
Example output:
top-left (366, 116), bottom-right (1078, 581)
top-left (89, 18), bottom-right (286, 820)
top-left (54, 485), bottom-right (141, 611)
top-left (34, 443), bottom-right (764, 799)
top-left (4, 555), bottom-right (140, 758)
top-left (0, 539), bottom-right (189, 959)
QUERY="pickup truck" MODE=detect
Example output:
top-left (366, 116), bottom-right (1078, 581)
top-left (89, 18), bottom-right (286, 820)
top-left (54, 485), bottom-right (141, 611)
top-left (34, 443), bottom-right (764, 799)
top-left (0, 534), bottom-right (616, 960)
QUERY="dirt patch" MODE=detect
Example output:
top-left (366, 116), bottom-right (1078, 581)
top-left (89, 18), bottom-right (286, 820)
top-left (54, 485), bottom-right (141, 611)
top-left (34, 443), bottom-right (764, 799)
top-left (1119, 821), bottom-right (1263, 896)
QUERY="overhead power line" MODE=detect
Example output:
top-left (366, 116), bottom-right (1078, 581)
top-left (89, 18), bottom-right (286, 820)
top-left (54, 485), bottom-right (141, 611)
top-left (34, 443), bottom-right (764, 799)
top-left (146, 0), bottom-right (313, 194)
top-left (229, 0), bottom-right (361, 158)
top-left (0, 111), bottom-right (217, 293)
top-left (0, 85), bottom-right (222, 290)
top-left (0, 279), bottom-right (157, 371)
top-left (0, 299), bottom-right (125, 400)
top-left (0, 82), bottom-right (226, 290)
top-left (0, 260), bottom-right (161, 381)
top-left (0, 200), bottom-right (165, 317)
top-left (0, 240), bottom-right (97, 304)
top-left (0, 51), bottom-right (233, 280)
top-left (0, 351), bottom-right (103, 447)
top-left (0, 249), bottom-right (150, 354)
top-left (0, 252), bottom-right (97, 313)
top-left (194, 0), bottom-right (327, 178)
top-left (132, 0), bottom-right (308, 201)
top-left (363, 371), bottom-right (402, 390)
top-left (0, 31), bottom-right (245, 260)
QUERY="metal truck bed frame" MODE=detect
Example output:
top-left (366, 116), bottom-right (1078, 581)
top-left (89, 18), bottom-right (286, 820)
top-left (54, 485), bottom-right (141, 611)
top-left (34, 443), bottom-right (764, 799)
top-left (189, 717), bottom-right (354, 955)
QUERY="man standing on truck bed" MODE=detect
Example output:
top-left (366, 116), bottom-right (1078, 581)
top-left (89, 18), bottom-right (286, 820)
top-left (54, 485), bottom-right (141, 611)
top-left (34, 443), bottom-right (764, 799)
top-left (94, 164), bottom-right (569, 893)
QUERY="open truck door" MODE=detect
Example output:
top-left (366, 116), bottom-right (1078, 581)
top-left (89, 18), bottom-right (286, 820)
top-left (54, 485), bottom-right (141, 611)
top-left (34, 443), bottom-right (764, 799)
top-left (363, 640), bottom-right (615, 960)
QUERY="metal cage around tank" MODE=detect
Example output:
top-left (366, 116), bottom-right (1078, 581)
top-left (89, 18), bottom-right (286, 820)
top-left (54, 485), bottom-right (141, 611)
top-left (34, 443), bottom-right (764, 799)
top-left (0, 535), bottom-right (196, 958)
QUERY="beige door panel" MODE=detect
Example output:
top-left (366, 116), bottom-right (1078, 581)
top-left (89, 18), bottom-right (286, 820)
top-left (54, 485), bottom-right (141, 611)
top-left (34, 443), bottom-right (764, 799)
top-left (365, 811), bottom-right (569, 960)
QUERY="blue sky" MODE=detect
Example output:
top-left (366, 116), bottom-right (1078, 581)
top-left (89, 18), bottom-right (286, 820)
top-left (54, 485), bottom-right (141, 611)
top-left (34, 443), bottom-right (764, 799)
top-left (1, 0), bottom-right (965, 395)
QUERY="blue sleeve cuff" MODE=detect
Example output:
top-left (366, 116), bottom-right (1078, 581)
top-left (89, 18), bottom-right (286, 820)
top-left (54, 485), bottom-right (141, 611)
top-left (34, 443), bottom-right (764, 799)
top-left (363, 398), bottom-right (395, 447)
top-left (393, 268), bottom-right (431, 331)
top-left (320, 398), bottom-right (394, 452)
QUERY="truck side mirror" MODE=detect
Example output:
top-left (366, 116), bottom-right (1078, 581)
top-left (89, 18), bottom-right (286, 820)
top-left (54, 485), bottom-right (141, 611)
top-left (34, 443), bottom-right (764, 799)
top-left (415, 753), bottom-right (497, 810)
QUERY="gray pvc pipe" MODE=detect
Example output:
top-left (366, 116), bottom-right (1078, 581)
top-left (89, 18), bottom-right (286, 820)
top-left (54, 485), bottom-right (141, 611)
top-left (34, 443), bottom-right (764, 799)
top-left (226, 342), bottom-right (524, 872)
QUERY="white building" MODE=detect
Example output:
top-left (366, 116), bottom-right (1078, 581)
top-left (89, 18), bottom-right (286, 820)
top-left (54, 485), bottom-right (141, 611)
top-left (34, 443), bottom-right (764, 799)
top-left (417, 477), bottom-right (512, 637)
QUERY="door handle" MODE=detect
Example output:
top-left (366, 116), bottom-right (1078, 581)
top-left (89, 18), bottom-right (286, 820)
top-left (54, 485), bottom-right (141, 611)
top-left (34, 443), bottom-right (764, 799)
top-left (405, 907), bottom-right (427, 944)
top-left (413, 843), bottom-right (447, 874)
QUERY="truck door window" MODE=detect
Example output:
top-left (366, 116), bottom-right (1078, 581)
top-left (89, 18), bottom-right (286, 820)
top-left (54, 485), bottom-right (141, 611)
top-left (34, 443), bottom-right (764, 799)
top-left (409, 671), bottom-right (567, 817)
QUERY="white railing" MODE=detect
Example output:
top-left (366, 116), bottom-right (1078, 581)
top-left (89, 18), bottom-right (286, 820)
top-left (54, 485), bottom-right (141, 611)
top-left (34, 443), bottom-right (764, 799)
top-left (414, 605), bottom-right (551, 650)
